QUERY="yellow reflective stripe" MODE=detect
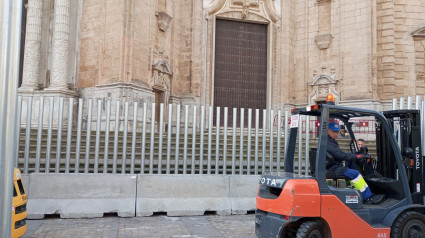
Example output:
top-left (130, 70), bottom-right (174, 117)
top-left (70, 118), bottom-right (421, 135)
top-left (352, 174), bottom-right (368, 192)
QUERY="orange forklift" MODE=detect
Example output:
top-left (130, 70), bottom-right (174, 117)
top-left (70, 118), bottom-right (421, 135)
top-left (256, 95), bottom-right (425, 238)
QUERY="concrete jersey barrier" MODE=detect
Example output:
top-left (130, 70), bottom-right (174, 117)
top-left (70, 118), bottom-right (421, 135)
top-left (27, 173), bottom-right (137, 219)
top-left (25, 174), bottom-right (260, 218)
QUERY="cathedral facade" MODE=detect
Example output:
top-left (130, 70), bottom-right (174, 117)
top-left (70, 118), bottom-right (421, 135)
top-left (18, 0), bottom-right (425, 112)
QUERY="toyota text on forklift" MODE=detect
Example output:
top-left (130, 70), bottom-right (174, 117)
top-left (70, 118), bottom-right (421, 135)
top-left (255, 94), bottom-right (425, 238)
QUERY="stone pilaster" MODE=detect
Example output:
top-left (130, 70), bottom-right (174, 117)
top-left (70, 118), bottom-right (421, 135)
top-left (48, 0), bottom-right (70, 91)
top-left (19, 0), bottom-right (43, 92)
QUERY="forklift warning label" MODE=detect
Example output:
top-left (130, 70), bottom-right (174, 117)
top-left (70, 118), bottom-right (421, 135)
top-left (345, 195), bottom-right (359, 204)
top-left (290, 115), bottom-right (299, 128)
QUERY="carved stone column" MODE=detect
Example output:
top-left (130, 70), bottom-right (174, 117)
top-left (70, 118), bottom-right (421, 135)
top-left (48, 0), bottom-right (70, 90)
top-left (19, 0), bottom-right (43, 92)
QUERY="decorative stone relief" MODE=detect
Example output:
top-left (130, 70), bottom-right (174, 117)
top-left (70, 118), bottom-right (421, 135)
top-left (207, 0), bottom-right (280, 23)
top-left (308, 65), bottom-right (340, 104)
top-left (151, 59), bottom-right (172, 92)
top-left (156, 11), bottom-right (172, 32)
top-left (232, 0), bottom-right (259, 19)
top-left (315, 33), bottom-right (333, 50)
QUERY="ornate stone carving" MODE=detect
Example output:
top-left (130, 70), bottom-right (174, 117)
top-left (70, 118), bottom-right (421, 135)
top-left (206, 0), bottom-right (280, 23)
top-left (232, 0), bottom-right (259, 19)
top-left (151, 59), bottom-right (173, 92)
top-left (308, 65), bottom-right (340, 104)
top-left (156, 11), bottom-right (172, 32)
top-left (315, 34), bottom-right (333, 50)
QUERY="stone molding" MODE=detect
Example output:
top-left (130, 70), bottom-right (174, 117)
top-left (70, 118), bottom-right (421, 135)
top-left (411, 26), bottom-right (425, 38)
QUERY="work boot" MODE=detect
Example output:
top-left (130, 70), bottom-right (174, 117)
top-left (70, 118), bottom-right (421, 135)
top-left (365, 194), bottom-right (384, 204)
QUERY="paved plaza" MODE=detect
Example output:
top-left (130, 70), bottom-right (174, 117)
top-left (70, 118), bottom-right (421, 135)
top-left (23, 214), bottom-right (256, 238)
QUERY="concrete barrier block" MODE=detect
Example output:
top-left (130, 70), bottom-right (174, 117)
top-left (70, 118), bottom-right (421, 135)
top-left (27, 173), bottom-right (137, 219)
top-left (229, 175), bottom-right (260, 214)
top-left (21, 174), bottom-right (30, 197)
top-left (136, 175), bottom-right (231, 216)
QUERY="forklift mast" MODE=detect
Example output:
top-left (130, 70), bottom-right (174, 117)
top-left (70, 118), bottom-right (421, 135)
top-left (379, 110), bottom-right (424, 204)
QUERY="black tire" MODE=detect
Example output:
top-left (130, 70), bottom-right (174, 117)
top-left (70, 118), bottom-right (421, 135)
top-left (296, 221), bottom-right (324, 238)
top-left (391, 211), bottom-right (425, 238)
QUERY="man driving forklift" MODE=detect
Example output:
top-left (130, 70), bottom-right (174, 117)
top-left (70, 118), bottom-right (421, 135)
top-left (327, 122), bottom-right (384, 204)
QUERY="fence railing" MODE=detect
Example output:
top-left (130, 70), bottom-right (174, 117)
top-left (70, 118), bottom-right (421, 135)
top-left (15, 95), bottom-right (425, 176)
top-left (16, 96), bottom-right (296, 175)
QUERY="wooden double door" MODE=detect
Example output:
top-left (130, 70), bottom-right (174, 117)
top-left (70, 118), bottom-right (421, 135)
top-left (214, 19), bottom-right (267, 127)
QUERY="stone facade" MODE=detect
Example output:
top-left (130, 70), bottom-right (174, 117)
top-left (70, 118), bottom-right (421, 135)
top-left (18, 0), bottom-right (425, 111)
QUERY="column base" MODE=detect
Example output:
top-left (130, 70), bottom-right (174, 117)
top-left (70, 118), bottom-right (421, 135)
top-left (18, 86), bottom-right (39, 94)
top-left (43, 87), bottom-right (79, 98)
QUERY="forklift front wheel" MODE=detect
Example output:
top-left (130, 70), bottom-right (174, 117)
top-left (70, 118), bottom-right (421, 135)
top-left (296, 220), bottom-right (324, 238)
top-left (390, 211), bottom-right (425, 238)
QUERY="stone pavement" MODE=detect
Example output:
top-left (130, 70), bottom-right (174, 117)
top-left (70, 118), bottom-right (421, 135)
top-left (23, 214), bottom-right (256, 238)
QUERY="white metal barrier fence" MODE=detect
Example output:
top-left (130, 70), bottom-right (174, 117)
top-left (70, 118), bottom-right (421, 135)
top-left (17, 96), bottom-right (293, 175)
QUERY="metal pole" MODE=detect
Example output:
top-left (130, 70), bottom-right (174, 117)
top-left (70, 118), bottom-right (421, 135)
top-left (46, 97), bottom-right (54, 173)
top-left (35, 96), bottom-right (44, 173)
top-left (239, 108), bottom-right (245, 175)
top-left (199, 106), bottom-right (205, 174)
top-left (407, 96), bottom-right (412, 110)
top-left (94, 99), bottom-right (102, 173)
top-left (65, 98), bottom-right (74, 173)
top-left (112, 100), bottom-right (121, 174)
top-left (103, 100), bottom-right (111, 173)
top-left (276, 110), bottom-right (281, 171)
top-left (183, 105), bottom-right (189, 174)
top-left (1, 0), bottom-right (23, 236)
top-left (122, 102), bottom-right (129, 174)
top-left (158, 103), bottom-right (164, 174)
top-left (231, 108), bottom-right (237, 175)
top-left (191, 106), bottom-right (197, 174)
top-left (223, 107), bottom-right (228, 175)
top-left (246, 109), bottom-right (252, 175)
top-left (269, 110), bottom-right (274, 172)
top-left (215, 107), bottom-right (220, 174)
top-left (254, 109), bottom-right (259, 175)
top-left (130, 102), bottom-right (138, 174)
top-left (207, 106), bottom-right (212, 174)
top-left (305, 115), bottom-right (310, 176)
top-left (166, 104), bottom-right (172, 174)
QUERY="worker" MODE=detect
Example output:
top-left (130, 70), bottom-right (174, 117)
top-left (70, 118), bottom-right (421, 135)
top-left (327, 122), bottom-right (384, 204)
top-left (347, 138), bottom-right (376, 177)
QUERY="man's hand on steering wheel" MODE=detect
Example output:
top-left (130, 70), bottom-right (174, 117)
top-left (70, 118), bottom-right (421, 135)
top-left (356, 154), bottom-right (372, 166)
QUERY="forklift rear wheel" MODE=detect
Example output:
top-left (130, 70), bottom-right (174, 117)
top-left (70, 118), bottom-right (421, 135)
top-left (296, 221), bottom-right (324, 238)
top-left (391, 211), bottom-right (425, 238)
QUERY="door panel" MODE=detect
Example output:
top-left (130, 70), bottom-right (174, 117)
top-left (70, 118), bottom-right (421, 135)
top-left (214, 19), bottom-right (267, 127)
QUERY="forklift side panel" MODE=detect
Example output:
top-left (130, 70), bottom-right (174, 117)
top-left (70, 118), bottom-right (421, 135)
top-left (257, 179), bottom-right (320, 217)
top-left (321, 195), bottom-right (390, 237)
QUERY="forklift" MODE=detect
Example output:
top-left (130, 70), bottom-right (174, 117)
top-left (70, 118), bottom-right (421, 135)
top-left (255, 95), bottom-right (425, 238)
